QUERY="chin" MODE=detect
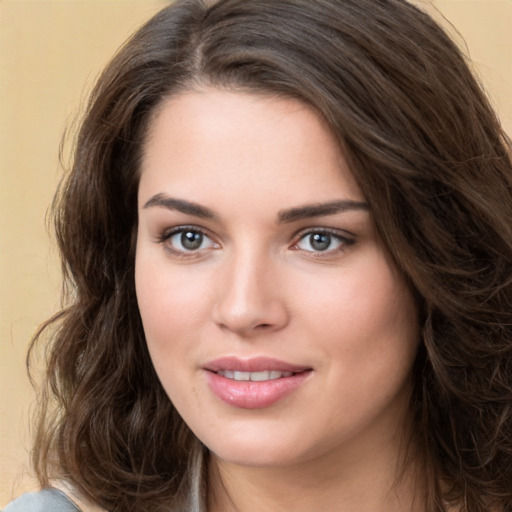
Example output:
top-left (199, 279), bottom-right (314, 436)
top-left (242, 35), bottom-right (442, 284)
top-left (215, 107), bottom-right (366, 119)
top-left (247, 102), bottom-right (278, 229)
top-left (195, 420), bottom-right (330, 470)
top-left (210, 441), bottom-right (305, 468)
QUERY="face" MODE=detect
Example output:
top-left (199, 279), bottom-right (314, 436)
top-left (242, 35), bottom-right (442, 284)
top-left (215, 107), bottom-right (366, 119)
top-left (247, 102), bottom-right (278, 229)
top-left (136, 88), bottom-right (419, 470)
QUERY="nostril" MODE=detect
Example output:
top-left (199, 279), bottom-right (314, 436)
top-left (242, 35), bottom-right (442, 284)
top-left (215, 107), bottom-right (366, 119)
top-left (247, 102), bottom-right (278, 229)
top-left (255, 323), bottom-right (272, 329)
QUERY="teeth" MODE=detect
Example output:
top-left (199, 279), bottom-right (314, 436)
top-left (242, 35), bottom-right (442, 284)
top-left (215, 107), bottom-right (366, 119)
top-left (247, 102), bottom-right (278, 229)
top-left (251, 371), bottom-right (270, 381)
top-left (218, 370), bottom-right (294, 381)
top-left (270, 371), bottom-right (290, 379)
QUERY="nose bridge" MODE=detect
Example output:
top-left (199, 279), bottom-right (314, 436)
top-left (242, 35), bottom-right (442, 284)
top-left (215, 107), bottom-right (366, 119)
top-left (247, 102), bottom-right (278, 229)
top-left (213, 241), bottom-right (288, 335)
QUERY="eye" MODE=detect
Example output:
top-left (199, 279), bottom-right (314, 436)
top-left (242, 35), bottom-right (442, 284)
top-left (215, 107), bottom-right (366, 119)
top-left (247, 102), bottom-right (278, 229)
top-left (160, 227), bottom-right (218, 254)
top-left (293, 230), bottom-right (352, 254)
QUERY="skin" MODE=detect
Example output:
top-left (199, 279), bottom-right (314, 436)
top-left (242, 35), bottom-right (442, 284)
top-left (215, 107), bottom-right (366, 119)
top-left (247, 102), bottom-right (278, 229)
top-left (135, 88), bottom-right (422, 511)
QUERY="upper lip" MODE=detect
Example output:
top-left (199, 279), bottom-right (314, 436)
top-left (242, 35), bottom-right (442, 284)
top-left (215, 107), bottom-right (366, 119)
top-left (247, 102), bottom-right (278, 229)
top-left (203, 356), bottom-right (311, 373)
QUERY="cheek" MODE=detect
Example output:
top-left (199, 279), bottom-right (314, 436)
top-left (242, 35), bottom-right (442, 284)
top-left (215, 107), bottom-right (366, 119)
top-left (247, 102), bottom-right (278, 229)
top-left (348, 265), bottom-right (419, 402)
top-left (135, 249), bottom-right (200, 372)
top-left (317, 266), bottom-right (418, 436)
top-left (135, 257), bottom-right (202, 411)
top-left (135, 255), bottom-right (220, 422)
top-left (135, 248), bottom-right (207, 335)
top-left (301, 250), bottom-right (419, 381)
top-left (305, 260), bottom-right (416, 338)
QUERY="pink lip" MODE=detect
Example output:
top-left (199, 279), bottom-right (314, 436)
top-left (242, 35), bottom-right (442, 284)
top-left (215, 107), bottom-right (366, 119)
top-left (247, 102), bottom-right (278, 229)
top-left (203, 357), bottom-right (312, 409)
top-left (204, 356), bottom-right (310, 373)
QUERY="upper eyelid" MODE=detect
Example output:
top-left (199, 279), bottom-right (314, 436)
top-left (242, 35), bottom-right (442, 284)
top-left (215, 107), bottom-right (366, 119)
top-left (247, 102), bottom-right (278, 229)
top-left (160, 225), bottom-right (212, 239)
top-left (292, 226), bottom-right (356, 240)
top-left (159, 225), bottom-right (353, 237)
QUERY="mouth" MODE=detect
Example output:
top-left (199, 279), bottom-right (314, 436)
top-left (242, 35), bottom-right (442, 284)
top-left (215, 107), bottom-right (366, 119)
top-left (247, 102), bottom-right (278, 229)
top-left (215, 370), bottom-right (295, 381)
top-left (203, 357), bottom-right (313, 409)
top-left (204, 356), bottom-right (311, 379)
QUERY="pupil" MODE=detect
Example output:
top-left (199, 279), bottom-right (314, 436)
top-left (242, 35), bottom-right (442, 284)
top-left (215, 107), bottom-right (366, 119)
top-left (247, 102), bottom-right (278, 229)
top-left (311, 233), bottom-right (330, 251)
top-left (181, 231), bottom-right (203, 250)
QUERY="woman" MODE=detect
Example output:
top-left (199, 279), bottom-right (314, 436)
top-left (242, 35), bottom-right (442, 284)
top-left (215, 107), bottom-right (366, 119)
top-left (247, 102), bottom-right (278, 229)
top-left (5, 0), bottom-right (512, 510)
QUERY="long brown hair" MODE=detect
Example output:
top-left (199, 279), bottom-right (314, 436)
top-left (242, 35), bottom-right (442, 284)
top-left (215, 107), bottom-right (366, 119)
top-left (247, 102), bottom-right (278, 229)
top-left (30, 1), bottom-right (512, 510)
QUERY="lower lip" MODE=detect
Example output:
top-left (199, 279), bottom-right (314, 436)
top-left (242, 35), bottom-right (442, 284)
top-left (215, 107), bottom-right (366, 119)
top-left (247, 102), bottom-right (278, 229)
top-left (205, 371), bottom-right (311, 409)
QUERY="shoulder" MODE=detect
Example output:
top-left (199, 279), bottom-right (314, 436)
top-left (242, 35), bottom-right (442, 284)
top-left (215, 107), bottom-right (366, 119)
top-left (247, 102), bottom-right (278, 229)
top-left (3, 488), bottom-right (81, 512)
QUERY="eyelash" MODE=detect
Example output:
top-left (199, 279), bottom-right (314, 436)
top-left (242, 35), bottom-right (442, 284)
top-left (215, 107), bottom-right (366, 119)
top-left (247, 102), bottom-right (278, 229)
top-left (156, 226), bottom-right (355, 258)
top-left (291, 228), bottom-right (355, 256)
top-left (157, 226), bottom-right (217, 258)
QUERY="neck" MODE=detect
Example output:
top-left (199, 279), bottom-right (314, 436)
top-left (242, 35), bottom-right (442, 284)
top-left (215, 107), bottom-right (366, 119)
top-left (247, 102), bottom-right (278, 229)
top-left (207, 426), bottom-right (425, 512)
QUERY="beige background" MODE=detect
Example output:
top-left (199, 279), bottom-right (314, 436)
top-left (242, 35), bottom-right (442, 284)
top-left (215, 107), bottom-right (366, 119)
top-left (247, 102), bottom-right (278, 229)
top-left (0, 0), bottom-right (511, 506)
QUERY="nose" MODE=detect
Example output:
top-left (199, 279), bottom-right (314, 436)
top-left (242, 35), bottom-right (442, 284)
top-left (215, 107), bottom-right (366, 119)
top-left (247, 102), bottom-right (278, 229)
top-left (212, 249), bottom-right (289, 337)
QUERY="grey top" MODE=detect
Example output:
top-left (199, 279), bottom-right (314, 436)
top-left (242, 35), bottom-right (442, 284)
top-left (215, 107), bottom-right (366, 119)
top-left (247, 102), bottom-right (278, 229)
top-left (3, 488), bottom-right (81, 512)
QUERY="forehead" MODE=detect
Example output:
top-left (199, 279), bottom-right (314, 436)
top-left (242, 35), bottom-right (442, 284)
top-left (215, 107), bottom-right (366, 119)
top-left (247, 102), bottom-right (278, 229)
top-left (139, 87), bottom-right (364, 208)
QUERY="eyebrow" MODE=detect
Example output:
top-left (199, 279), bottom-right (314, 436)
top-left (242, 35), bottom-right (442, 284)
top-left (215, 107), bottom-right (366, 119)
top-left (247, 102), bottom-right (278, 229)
top-left (277, 200), bottom-right (368, 223)
top-left (143, 194), bottom-right (368, 223)
top-left (143, 193), bottom-right (217, 219)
